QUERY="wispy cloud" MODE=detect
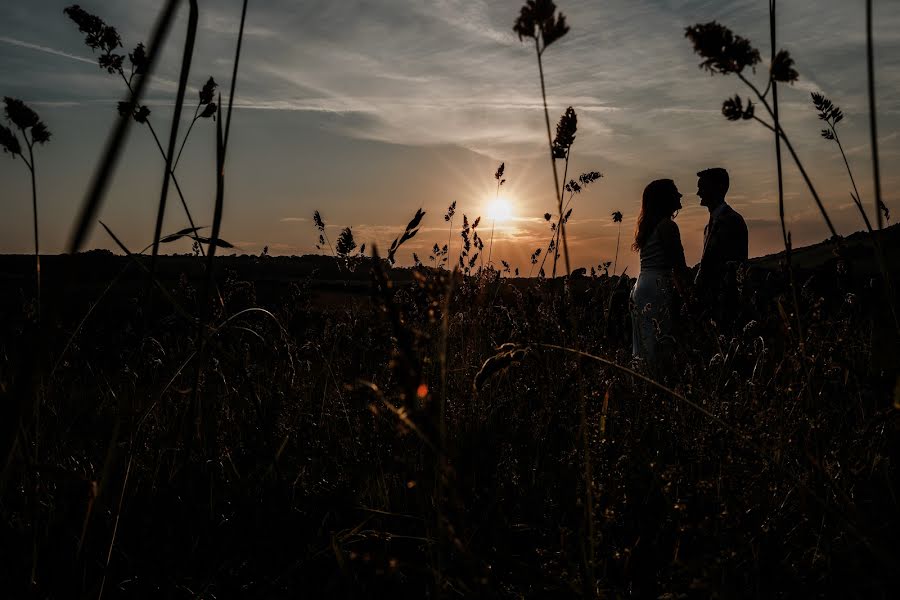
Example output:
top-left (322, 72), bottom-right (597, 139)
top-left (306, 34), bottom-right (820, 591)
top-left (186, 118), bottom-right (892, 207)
top-left (0, 35), bottom-right (95, 65)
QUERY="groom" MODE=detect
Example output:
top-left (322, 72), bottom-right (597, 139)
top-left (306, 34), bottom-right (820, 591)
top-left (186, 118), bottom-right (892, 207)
top-left (693, 168), bottom-right (748, 321)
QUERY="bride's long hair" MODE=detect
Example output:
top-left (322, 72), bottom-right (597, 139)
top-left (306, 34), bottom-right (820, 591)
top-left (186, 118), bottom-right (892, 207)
top-left (632, 179), bottom-right (680, 251)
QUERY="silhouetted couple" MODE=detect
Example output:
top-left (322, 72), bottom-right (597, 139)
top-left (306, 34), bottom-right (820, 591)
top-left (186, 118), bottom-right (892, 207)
top-left (630, 168), bottom-right (748, 373)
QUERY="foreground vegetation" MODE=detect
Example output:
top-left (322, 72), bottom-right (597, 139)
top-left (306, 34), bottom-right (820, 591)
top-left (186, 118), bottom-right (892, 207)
top-left (1, 245), bottom-right (899, 597)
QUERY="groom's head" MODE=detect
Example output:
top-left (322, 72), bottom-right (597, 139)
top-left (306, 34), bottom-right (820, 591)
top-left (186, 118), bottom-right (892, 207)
top-left (697, 168), bottom-right (729, 208)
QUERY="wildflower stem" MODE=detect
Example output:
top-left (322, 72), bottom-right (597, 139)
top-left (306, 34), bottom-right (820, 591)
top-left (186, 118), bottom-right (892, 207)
top-left (737, 71), bottom-right (838, 239)
top-left (173, 105), bottom-right (200, 170)
top-left (831, 128), bottom-right (868, 229)
top-left (552, 148), bottom-right (571, 278)
top-left (770, 0), bottom-right (814, 405)
top-left (145, 120), bottom-right (204, 255)
top-left (149, 0), bottom-right (199, 284)
top-left (25, 134), bottom-right (40, 322)
top-left (830, 126), bottom-right (900, 336)
top-left (751, 115), bottom-right (777, 134)
top-left (190, 0), bottom-right (251, 451)
top-left (487, 179), bottom-right (501, 267)
top-left (324, 232), bottom-right (338, 262)
top-left (447, 217), bottom-right (453, 265)
top-left (118, 74), bottom-right (204, 256)
top-left (612, 222), bottom-right (620, 276)
top-left (535, 37), bottom-right (569, 277)
top-left (487, 218), bottom-right (495, 267)
top-left (195, 99), bottom-right (225, 447)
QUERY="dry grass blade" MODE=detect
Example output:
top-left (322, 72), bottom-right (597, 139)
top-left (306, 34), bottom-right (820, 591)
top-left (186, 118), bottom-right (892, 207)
top-left (188, 98), bottom-right (225, 449)
top-left (204, 97), bottom-right (225, 305)
top-left (474, 343), bottom-right (529, 392)
top-left (211, 307), bottom-right (284, 335)
top-left (223, 0), bottom-right (249, 154)
top-left (188, 0), bottom-right (247, 449)
top-left (387, 208), bottom-right (425, 265)
top-left (67, 0), bottom-right (180, 253)
top-left (866, 0), bottom-right (884, 230)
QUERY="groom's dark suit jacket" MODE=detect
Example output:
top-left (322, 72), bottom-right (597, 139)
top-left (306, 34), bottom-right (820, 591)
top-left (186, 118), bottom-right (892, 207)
top-left (695, 202), bottom-right (748, 296)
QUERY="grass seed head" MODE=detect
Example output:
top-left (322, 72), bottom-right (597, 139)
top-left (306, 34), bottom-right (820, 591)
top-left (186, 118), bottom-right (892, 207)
top-left (513, 0), bottom-right (569, 51)
top-left (444, 200), bottom-right (456, 222)
top-left (722, 94), bottom-right (754, 121)
top-left (0, 124), bottom-right (21, 156)
top-left (552, 106), bottom-right (577, 158)
top-left (129, 42), bottom-right (149, 75)
top-left (685, 21), bottom-right (761, 76)
top-left (771, 49), bottom-right (799, 84)
top-left (200, 77), bottom-right (218, 106)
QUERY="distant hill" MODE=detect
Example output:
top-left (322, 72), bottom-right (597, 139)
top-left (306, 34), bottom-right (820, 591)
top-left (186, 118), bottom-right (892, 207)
top-left (0, 223), bottom-right (898, 292)
top-left (750, 222), bottom-right (900, 276)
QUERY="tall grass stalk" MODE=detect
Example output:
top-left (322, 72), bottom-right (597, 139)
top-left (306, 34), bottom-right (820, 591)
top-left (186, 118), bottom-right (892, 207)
top-left (515, 1), bottom-right (571, 276)
top-left (866, 0), bottom-right (884, 230)
top-left (148, 0), bottom-right (198, 284)
top-left (538, 48), bottom-right (566, 276)
top-left (552, 145), bottom-right (571, 278)
top-left (2, 98), bottom-right (52, 322)
top-left (192, 0), bottom-right (248, 447)
top-left (813, 92), bottom-right (900, 337)
top-left (611, 211), bottom-right (623, 276)
top-left (487, 163), bottom-right (504, 267)
top-left (27, 141), bottom-right (39, 320)
top-left (445, 201), bottom-right (456, 263)
top-left (191, 97), bottom-right (225, 445)
top-left (2, 96), bottom-right (51, 584)
top-left (223, 0), bottom-right (249, 153)
top-left (768, 1), bottom-right (805, 353)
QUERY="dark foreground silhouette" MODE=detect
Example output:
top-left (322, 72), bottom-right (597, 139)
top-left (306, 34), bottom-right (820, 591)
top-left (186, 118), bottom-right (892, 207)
top-left (0, 225), bottom-right (899, 597)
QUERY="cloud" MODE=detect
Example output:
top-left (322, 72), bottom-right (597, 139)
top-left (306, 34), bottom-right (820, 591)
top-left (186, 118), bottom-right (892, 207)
top-left (0, 35), bottom-right (95, 65)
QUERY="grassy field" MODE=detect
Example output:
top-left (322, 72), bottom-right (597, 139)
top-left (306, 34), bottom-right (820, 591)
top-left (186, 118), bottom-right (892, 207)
top-left (1, 233), bottom-right (899, 597)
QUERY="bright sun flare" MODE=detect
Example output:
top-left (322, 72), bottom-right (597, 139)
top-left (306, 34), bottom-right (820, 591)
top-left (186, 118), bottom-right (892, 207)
top-left (487, 197), bottom-right (514, 222)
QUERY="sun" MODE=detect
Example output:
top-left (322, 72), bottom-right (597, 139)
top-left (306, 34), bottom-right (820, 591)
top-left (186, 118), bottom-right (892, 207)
top-left (487, 196), bottom-right (514, 222)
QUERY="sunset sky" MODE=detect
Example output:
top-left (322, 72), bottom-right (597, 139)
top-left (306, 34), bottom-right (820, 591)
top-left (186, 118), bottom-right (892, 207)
top-left (1, 0), bottom-right (898, 274)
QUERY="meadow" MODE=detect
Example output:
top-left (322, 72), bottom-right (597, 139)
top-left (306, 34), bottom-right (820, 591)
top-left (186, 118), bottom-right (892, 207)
top-left (1, 1), bottom-right (899, 598)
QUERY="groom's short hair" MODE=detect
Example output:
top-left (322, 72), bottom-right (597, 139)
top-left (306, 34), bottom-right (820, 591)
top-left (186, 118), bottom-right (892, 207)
top-left (697, 167), bottom-right (729, 195)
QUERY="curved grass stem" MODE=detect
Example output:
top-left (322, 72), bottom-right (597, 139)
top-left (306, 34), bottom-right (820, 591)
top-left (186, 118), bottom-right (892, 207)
top-left (737, 71), bottom-right (838, 239)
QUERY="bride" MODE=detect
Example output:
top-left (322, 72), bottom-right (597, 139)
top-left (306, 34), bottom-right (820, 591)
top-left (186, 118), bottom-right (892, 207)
top-left (630, 179), bottom-right (690, 373)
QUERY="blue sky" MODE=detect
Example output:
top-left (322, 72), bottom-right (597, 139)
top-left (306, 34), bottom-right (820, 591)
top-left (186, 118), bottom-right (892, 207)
top-left (1, 0), bottom-right (898, 273)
